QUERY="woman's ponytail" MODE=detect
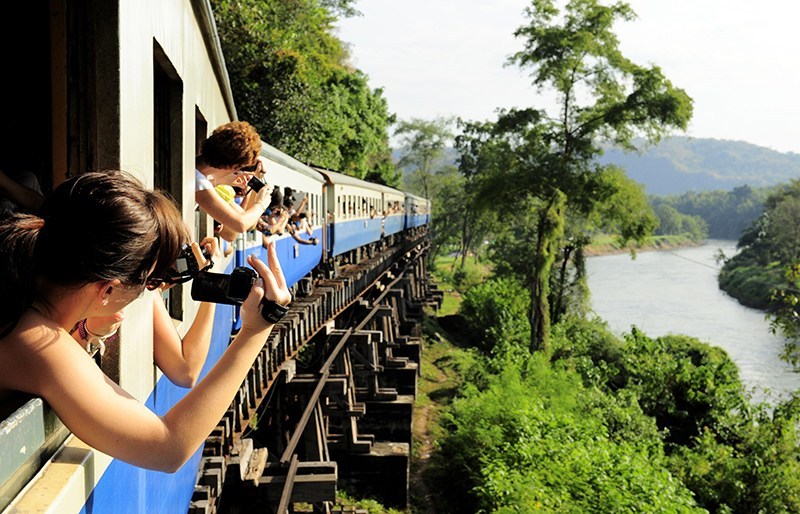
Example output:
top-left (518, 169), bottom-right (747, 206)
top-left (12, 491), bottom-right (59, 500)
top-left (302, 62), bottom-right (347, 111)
top-left (0, 213), bottom-right (44, 336)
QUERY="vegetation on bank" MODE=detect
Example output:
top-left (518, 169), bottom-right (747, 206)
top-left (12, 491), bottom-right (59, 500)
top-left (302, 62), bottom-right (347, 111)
top-left (650, 186), bottom-right (771, 241)
top-left (421, 259), bottom-right (800, 514)
top-left (717, 179), bottom-right (800, 365)
top-left (585, 233), bottom-right (700, 256)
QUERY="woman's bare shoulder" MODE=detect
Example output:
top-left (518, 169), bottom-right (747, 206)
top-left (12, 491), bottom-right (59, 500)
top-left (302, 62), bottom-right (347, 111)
top-left (0, 311), bottom-right (89, 395)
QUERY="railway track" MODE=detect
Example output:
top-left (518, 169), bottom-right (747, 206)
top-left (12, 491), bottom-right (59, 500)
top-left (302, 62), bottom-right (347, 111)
top-left (190, 230), bottom-right (443, 514)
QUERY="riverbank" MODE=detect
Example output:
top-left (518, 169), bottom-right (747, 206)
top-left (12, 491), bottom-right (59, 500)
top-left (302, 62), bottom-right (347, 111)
top-left (585, 234), bottom-right (702, 256)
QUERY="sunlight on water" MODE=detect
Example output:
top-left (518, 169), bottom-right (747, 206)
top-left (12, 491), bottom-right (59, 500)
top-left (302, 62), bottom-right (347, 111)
top-left (586, 240), bottom-right (800, 404)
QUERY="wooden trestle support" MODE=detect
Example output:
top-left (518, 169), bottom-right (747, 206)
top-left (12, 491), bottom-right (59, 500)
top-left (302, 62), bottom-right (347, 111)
top-left (189, 231), bottom-right (444, 514)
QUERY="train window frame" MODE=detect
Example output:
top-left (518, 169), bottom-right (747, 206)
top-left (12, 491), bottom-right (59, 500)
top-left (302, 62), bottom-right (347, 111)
top-left (153, 42), bottom-right (185, 321)
top-left (194, 107), bottom-right (209, 240)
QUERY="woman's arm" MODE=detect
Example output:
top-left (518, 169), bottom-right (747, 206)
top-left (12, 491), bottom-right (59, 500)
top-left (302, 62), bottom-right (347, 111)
top-left (196, 185), bottom-right (269, 238)
top-left (152, 295), bottom-right (215, 388)
top-left (152, 237), bottom-right (221, 387)
top-left (6, 251), bottom-right (289, 473)
top-left (0, 169), bottom-right (44, 212)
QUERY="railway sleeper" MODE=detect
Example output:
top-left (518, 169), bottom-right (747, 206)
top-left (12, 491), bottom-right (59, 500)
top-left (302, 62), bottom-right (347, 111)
top-left (257, 461), bottom-right (338, 505)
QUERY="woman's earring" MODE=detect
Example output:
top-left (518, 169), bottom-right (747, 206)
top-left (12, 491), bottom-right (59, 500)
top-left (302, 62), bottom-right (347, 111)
top-left (102, 298), bottom-right (109, 306)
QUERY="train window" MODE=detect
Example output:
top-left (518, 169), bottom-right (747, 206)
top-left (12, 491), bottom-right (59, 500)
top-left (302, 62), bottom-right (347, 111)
top-left (153, 43), bottom-right (185, 320)
top-left (194, 108), bottom-right (209, 239)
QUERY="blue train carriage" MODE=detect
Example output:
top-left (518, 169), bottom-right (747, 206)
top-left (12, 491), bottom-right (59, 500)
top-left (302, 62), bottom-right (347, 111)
top-left (235, 143), bottom-right (326, 298)
top-left (404, 192), bottom-right (431, 230)
top-left (315, 168), bottom-right (386, 266)
top-left (379, 185), bottom-right (407, 244)
top-left (1, 1), bottom-right (245, 513)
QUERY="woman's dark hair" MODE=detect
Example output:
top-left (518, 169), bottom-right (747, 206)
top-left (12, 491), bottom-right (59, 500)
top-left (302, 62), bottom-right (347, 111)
top-left (0, 170), bottom-right (189, 336)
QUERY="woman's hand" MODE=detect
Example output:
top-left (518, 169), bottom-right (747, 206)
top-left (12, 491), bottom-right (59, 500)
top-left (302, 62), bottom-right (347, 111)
top-left (85, 311), bottom-right (125, 337)
top-left (239, 241), bottom-right (291, 332)
top-left (193, 237), bottom-right (222, 272)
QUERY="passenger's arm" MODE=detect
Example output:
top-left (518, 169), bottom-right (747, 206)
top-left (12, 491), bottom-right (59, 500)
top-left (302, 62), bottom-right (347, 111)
top-left (152, 297), bottom-right (214, 388)
top-left (12, 251), bottom-right (288, 473)
top-left (0, 169), bottom-right (44, 212)
top-left (196, 185), bottom-right (269, 238)
top-left (152, 239), bottom-right (221, 387)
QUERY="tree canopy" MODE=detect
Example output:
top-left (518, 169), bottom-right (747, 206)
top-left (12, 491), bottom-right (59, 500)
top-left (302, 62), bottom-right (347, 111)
top-left (210, 0), bottom-right (398, 185)
top-left (457, 0), bottom-right (692, 351)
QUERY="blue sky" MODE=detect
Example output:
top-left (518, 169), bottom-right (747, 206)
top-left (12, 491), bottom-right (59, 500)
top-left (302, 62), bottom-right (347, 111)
top-left (336, 1), bottom-right (800, 154)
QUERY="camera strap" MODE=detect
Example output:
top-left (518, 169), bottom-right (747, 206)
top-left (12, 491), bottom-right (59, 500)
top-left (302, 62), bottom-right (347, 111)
top-left (261, 299), bottom-right (290, 324)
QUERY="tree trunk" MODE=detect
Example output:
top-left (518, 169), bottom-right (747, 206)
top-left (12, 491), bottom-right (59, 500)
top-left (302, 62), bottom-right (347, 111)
top-left (552, 244), bottom-right (574, 325)
top-left (529, 191), bottom-right (566, 354)
top-left (459, 210), bottom-right (472, 269)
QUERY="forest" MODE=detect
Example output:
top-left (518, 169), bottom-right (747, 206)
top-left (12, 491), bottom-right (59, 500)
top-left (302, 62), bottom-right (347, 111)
top-left (210, 0), bottom-right (800, 512)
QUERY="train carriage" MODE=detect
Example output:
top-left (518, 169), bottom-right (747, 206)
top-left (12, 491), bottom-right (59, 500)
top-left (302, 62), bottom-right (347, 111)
top-left (404, 193), bottom-right (430, 229)
top-left (380, 184), bottom-right (406, 238)
top-left (248, 144), bottom-right (326, 290)
top-left (1, 1), bottom-right (242, 513)
top-left (316, 168), bottom-right (386, 261)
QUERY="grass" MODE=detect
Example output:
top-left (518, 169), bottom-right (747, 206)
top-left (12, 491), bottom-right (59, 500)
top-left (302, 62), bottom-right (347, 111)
top-left (430, 254), bottom-right (492, 316)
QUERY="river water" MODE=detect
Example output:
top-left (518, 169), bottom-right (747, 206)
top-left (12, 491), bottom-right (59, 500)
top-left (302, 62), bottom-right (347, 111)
top-left (585, 240), bottom-right (800, 403)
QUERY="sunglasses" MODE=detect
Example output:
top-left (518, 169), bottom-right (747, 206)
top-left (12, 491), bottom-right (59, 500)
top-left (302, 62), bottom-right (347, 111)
top-left (239, 161), bottom-right (262, 173)
top-left (144, 261), bottom-right (214, 291)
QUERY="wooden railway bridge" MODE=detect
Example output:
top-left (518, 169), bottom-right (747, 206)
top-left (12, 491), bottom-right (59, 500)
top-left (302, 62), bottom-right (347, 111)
top-left (190, 230), bottom-right (443, 514)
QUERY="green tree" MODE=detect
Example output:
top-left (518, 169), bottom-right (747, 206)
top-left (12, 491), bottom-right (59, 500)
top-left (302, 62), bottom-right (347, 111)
top-left (394, 117), bottom-right (454, 199)
top-left (468, 0), bottom-right (692, 352)
top-left (425, 165), bottom-right (496, 264)
top-left (210, 0), bottom-right (398, 184)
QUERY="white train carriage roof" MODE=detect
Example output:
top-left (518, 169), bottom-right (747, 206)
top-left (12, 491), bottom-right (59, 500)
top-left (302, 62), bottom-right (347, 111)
top-left (405, 192), bottom-right (427, 203)
top-left (261, 142), bottom-right (326, 184)
top-left (312, 166), bottom-right (384, 194)
top-left (376, 183), bottom-right (405, 199)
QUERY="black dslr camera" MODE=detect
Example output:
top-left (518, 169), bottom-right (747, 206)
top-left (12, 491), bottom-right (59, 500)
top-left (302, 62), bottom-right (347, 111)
top-left (191, 266), bottom-right (292, 323)
top-left (175, 243), bottom-right (209, 275)
top-left (191, 267), bottom-right (257, 306)
top-left (248, 176), bottom-right (266, 193)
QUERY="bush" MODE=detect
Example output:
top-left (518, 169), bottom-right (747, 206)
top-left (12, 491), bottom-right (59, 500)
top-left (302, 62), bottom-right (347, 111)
top-left (550, 315), bottom-right (625, 389)
top-left (459, 277), bottom-right (530, 356)
top-left (619, 330), bottom-right (747, 448)
top-left (668, 396), bottom-right (800, 513)
top-left (429, 355), bottom-right (703, 513)
top-left (718, 259), bottom-right (785, 309)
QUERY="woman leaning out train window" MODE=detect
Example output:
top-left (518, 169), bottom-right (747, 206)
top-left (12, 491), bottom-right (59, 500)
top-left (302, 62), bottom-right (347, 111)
top-left (0, 170), bottom-right (291, 472)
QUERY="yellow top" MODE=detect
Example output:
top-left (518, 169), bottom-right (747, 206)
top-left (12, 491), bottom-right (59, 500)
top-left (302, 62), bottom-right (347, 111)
top-left (214, 185), bottom-right (236, 204)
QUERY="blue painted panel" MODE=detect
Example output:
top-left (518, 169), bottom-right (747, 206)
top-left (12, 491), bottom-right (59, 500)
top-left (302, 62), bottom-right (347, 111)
top-left (270, 228), bottom-right (323, 287)
top-left (383, 215), bottom-right (404, 236)
top-left (410, 214), bottom-right (427, 228)
top-left (81, 288), bottom-right (237, 513)
top-left (330, 218), bottom-right (382, 257)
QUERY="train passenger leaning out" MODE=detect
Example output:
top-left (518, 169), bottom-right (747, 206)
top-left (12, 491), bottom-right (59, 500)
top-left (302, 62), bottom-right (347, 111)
top-left (195, 121), bottom-right (271, 242)
top-left (0, 171), bottom-right (291, 472)
top-left (79, 237), bottom-right (224, 388)
top-left (287, 216), bottom-right (317, 246)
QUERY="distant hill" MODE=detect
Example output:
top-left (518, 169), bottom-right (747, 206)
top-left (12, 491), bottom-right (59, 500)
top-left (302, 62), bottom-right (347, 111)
top-left (599, 137), bottom-right (800, 195)
top-left (393, 137), bottom-right (800, 195)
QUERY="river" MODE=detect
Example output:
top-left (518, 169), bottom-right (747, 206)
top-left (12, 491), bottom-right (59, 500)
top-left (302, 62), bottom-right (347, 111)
top-left (585, 240), bottom-right (800, 404)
